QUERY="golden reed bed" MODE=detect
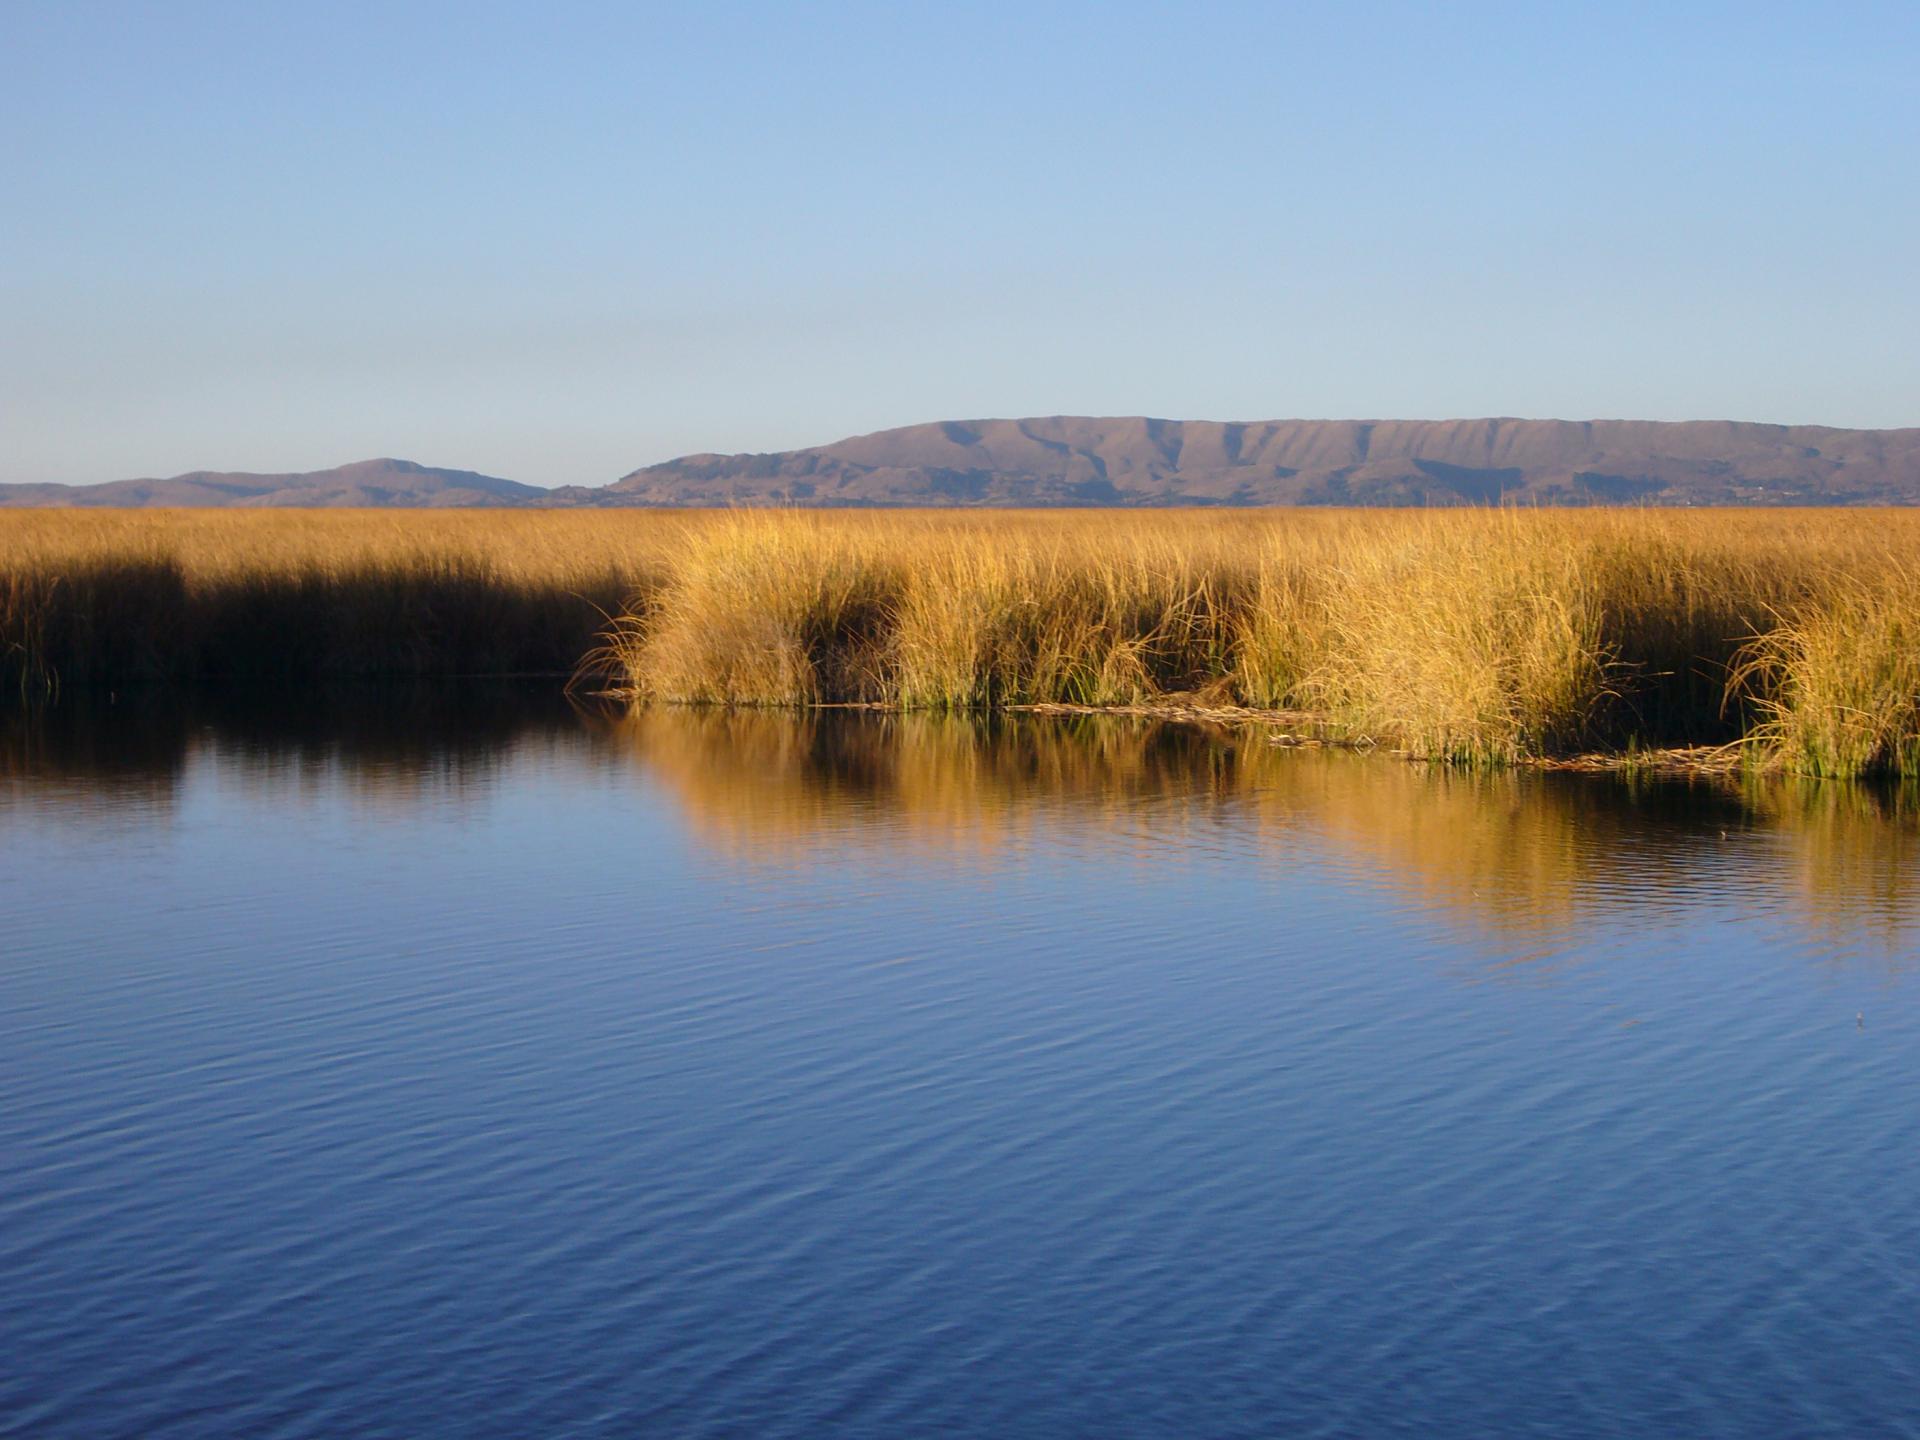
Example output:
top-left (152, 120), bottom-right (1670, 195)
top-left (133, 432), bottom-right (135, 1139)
top-left (6, 507), bottom-right (1920, 777)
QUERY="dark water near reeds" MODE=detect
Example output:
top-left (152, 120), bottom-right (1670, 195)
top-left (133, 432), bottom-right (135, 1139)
top-left (5, 688), bottom-right (1920, 1439)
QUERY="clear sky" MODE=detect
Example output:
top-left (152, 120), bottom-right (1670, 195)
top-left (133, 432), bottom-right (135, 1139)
top-left (4, 1), bottom-right (1917, 487)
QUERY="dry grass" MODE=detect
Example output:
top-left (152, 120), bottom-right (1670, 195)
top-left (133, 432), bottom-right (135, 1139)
top-left (0, 509), bottom-right (699, 691)
top-left (9, 506), bottom-right (1920, 775)
top-left (585, 508), bottom-right (1920, 774)
top-left (1731, 569), bottom-right (1920, 778)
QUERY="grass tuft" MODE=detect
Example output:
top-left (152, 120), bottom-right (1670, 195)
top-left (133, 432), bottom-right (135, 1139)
top-left (11, 506), bottom-right (1920, 774)
top-left (1733, 572), bottom-right (1920, 778)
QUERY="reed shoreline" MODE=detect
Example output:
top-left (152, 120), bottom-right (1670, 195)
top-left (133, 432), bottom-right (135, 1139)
top-left (579, 691), bottom-right (1758, 777)
top-left (9, 507), bottom-right (1920, 779)
top-left (1007, 701), bottom-right (1759, 777)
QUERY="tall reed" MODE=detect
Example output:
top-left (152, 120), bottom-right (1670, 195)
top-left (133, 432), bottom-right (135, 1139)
top-left (623, 514), bottom-right (901, 705)
top-left (1, 509), bottom-right (690, 691)
top-left (1290, 517), bottom-right (1611, 763)
top-left (12, 506), bottom-right (1920, 774)
top-left (585, 508), bottom-right (1920, 772)
top-left (1733, 572), bottom-right (1920, 778)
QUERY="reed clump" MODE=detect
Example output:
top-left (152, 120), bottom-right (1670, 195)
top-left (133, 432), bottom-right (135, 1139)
top-left (3, 558), bottom-right (190, 694)
top-left (617, 514), bottom-right (901, 705)
top-left (1733, 572), bottom-right (1920, 779)
top-left (0, 509), bottom-right (695, 692)
top-left (585, 508), bottom-right (1920, 773)
top-left (888, 529), bottom-right (1245, 707)
top-left (11, 506), bottom-right (1920, 775)
top-left (1286, 517), bottom-right (1611, 763)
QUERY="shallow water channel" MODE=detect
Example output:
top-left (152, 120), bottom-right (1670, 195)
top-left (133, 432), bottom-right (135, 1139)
top-left (4, 687), bottom-right (1919, 1438)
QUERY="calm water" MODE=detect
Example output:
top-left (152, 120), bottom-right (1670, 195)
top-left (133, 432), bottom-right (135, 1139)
top-left (4, 689), bottom-right (1919, 1438)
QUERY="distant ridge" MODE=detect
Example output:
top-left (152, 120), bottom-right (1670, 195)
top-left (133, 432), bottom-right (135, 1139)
top-left (593, 417), bottom-right (1920, 508)
top-left (8, 419), bottom-right (1920, 508)
top-left (0, 459), bottom-right (543, 508)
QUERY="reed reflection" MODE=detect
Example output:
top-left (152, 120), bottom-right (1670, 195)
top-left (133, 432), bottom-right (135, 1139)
top-left (0, 684), bottom-right (587, 822)
top-left (8, 694), bottom-right (1920, 961)
top-left (605, 708), bottom-right (1920, 962)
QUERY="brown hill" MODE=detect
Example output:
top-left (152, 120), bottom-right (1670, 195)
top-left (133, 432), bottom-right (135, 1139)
top-left (595, 417), bottom-right (1920, 507)
top-left (9, 419), bottom-right (1920, 508)
top-left (0, 459), bottom-right (543, 508)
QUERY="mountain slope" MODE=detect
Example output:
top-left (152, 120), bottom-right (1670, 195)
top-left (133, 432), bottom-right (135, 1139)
top-left (0, 459), bottom-right (543, 508)
top-left (9, 419), bottom-right (1920, 508)
top-left (598, 417), bottom-right (1920, 507)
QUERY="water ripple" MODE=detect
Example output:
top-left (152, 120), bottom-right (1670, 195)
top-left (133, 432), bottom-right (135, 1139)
top-left (5, 699), bottom-right (1920, 1437)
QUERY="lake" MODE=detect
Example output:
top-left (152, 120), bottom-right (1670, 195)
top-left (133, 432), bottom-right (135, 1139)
top-left (4, 688), bottom-right (1918, 1438)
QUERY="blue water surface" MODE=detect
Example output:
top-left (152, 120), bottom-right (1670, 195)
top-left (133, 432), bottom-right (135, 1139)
top-left (3, 691), bottom-right (1918, 1438)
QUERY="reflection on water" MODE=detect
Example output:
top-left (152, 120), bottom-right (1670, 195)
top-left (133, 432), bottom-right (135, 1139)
top-left (6, 690), bottom-right (1920, 1438)
top-left (611, 708), bottom-right (1920, 964)
top-left (2, 684), bottom-right (569, 812)
top-left (13, 691), bottom-right (1916, 962)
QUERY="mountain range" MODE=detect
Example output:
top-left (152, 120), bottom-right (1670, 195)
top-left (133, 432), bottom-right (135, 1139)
top-left (0, 458), bottom-right (544, 508)
top-left (8, 418), bottom-right (1920, 508)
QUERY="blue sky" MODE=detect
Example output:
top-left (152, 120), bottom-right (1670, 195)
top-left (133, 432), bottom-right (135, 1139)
top-left (4, 1), bottom-right (1917, 486)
